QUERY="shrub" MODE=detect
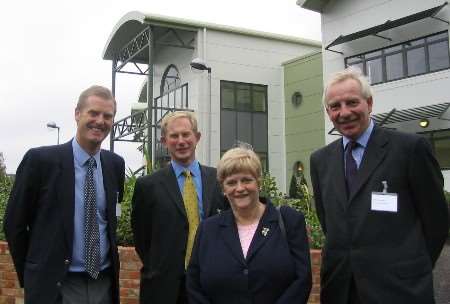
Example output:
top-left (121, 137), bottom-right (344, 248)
top-left (116, 170), bottom-right (137, 246)
top-left (260, 171), bottom-right (325, 249)
top-left (0, 176), bottom-right (13, 241)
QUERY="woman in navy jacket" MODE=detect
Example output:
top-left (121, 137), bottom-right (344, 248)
top-left (186, 147), bottom-right (312, 304)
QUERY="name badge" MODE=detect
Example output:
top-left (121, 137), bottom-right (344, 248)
top-left (371, 181), bottom-right (398, 213)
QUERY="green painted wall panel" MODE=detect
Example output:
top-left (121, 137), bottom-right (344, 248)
top-left (284, 52), bottom-right (324, 193)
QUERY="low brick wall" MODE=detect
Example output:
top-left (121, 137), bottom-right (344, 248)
top-left (0, 242), bottom-right (321, 304)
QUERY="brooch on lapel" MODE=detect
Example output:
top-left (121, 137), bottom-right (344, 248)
top-left (261, 227), bottom-right (269, 236)
top-left (217, 208), bottom-right (222, 214)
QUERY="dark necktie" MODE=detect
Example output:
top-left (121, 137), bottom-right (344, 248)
top-left (84, 157), bottom-right (100, 279)
top-left (345, 141), bottom-right (358, 195)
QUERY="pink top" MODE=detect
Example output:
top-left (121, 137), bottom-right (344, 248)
top-left (237, 221), bottom-right (259, 258)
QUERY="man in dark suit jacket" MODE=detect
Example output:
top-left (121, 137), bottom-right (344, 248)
top-left (4, 86), bottom-right (125, 304)
top-left (310, 68), bottom-right (449, 304)
top-left (131, 111), bottom-right (227, 304)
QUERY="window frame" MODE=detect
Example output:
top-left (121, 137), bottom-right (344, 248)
top-left (220, 80), bottom-right (269, 170)
top-left (345, 31), bottom-right (450, 85)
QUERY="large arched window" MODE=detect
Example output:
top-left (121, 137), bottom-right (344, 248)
top-left (160, 64), bottom-right (181, 95)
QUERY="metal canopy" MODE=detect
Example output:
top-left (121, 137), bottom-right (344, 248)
top-left (372, 102), bottom-right (450, 125)
top-left (326, 2), bottom-right (449, 54)
top-left (328, 102), bottom-right (450, 135)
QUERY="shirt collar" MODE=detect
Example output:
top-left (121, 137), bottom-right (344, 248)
top-left (72, 138), bottom-right (101, 167)
top-left (342, 119), bottom-right (374, 150)
top-left (171, 159), bottom-right (201, 178)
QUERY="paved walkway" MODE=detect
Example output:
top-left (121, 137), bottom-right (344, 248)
top-left (434, 240), bottom-right (450, 304)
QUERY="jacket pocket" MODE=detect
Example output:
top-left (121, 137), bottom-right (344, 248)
top-left (391, 255), bottom-right (431, 279)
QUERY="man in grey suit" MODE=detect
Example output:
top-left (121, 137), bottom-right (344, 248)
top-left (310, 68), bottom-right (448, 304)
top-left (4, 85), bottom-right (125, 304)
top-left (131, 111), bottom-right (227, 304)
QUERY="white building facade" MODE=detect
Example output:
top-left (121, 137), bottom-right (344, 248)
top-left (103, 12), bottom-right (321, 191)
top-left (299, 0), bottom-right (450, 190)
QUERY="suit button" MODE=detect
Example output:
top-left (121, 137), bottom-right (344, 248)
top-left (243, 269), bottom-right (248, 275)
top-left (64, 259), bottom-right (70, 265)
top-left (56, 282), bottom-right (62, 287)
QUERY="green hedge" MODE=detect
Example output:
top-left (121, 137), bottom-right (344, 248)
top-left (0, 176), bottom-right (13, 241)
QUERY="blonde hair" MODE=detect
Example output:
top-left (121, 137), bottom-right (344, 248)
top-left (217, 147), bottom-right (262, 185)
top-left (323, 67), bottom-right (373, 106)
top-left (160, 111), bottom-right (198, 136)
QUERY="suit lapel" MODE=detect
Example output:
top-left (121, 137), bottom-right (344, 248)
top-left (245, 203), bottom-right (278, 262)
top-left (349, 127), bottom-right (388, 203)
top-left (160, 165), bottom-right (187, 218)
top-left (219, 211), bottom-right (246, 265)
top-left (100, 152), bottom-right (116, 223)
top-left (58, 141), bottom-right (75, 252)
top-left (200, 165), bottom-right (215, 217)
top-left (329, 140), bottom-right (349, 208)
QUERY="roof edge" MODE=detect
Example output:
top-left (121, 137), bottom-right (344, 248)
top-left (102, 11), bottom-right (146, 59)
top-left (102, 11), bottom-right (322, 59)
top-left (282, 50), bottom-right (322, 65)
top-left (141, 13), bottom-right (322, 47)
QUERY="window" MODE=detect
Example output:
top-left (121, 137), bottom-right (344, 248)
top-left (220, 81), bottom-right (268, 169)
top-left (420, 129), bottom-right (450, 170)
top-left (346, 31), bottom-right (450, 85)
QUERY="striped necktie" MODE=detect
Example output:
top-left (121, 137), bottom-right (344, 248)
top-left (84, 157), bottom-right (100, 279)
top-left (182, 170), bottom-right (200, 268)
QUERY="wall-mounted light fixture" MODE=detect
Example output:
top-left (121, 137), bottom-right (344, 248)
top-left (292, 91), bottom-right (303, 108)
top-left (419, 118), bottom-right (429, 128)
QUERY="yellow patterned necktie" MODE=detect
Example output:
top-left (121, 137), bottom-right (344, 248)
top-left (182, 170), bottom-right (200, 268)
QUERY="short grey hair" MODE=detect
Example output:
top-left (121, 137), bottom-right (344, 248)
top-left (322, 67), bottom-right (373, 106)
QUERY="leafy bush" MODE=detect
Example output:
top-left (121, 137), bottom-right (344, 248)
top-left (260, 171), bottom-right (324, 249)
top-left (0, 176), bottom-right (13, 241)
top-left (116, 169), bottom-right (137, 246)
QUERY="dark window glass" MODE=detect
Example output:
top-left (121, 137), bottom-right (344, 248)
top-left (221, 82), bottom-right (235, 109)
top-left (236, 112), bottom-right (252, 144)
top-left (386, 53), bottom-right (404, 81)
top-left (427, 32), bottom-right (448, 42)
top-left (367, 58), bottom-right (383, 84)
top-left (422, 129), bottom-right (450, 169)
top-left (236, 83), bottom-right (251, 111)
top-left (348, 62), bottom-right (364, 73)
top-left (220, 81), bottom-right (268, 161)
top-left (252, 113), bottom-right (268, 152)
top-left (407, 47), bottom-right (426, 76)
top-left (365, 50), bottom-right (382, 58)
top-left (384, 45), bottom-right (402, 54)
top-left (429, 41), bottom-right (450, 71)
top-left (406, 39), bottom-right (425, 48)
top-left (345, 31), bottom-right (449, 85)
top-left (253, 86), bottom-right (266, 112)
top-left (347, 56), bottom-right (363, 64)
top-left (220, 111), bottom-right (236, 150)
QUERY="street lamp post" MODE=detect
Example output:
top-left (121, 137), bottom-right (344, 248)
top-left (46, 121), bottom-right (60, 144)
top-left (190, 58), bottom-right (212, 165)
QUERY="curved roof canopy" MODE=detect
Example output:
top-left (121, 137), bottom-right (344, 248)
top-left (103, 11), bottom-right (321, 61)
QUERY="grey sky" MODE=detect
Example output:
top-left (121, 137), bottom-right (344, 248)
top-left (0, 0), bottom-right (321, 174)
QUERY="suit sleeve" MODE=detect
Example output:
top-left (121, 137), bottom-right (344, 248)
top-left (310, 153), bottom-right (326, 235)
top-left (3, 149), bottom-right (40, 287)
top-left (409, 137), bottom-right (449, 266)
top-left (186, 222), bottom-right (211, 304)
top-left (131, 177), bottom-right (151, 262)
top-left (117, 156), bottom-right (125, 203)
top-left (276, 207), bottom-right (312, 304)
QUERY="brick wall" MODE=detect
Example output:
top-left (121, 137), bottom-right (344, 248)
top-left (0, 242), bottom-right (321, 304)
